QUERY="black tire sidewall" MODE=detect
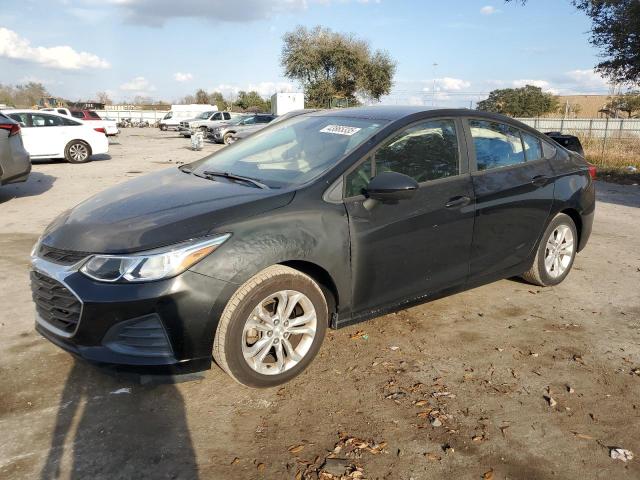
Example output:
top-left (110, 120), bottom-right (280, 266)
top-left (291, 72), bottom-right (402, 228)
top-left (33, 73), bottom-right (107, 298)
top-left (536, 214), bottom-right (578, 286)
top-left (223, 275), bottom-right (328, 388)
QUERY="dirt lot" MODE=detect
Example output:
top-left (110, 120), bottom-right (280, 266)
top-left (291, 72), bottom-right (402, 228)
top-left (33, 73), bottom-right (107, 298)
top-left (1, 129), bottom-right (639, 480)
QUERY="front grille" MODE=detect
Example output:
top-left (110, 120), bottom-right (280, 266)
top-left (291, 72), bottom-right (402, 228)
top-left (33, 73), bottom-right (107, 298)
top-left (38, 244), bottom-right (89, 266)
top-left (31, 271), bottom-right (81, 334)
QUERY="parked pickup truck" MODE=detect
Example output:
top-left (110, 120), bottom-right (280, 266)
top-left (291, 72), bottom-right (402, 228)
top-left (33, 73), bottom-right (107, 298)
top-left (178, 111), bottom-right (241, 137)
top-left (41, 108), bottom-right (119, 136)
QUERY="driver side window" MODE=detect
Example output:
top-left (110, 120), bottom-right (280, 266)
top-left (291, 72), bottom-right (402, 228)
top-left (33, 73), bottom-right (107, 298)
top-left (374, 119), bottom-right (459, 183)
top-left (344, 119), bottom-right (460, 198)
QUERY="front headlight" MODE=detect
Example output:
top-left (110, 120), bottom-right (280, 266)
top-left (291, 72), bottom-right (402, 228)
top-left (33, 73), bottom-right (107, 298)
top-left (80, 234), bottom-right (230, 283)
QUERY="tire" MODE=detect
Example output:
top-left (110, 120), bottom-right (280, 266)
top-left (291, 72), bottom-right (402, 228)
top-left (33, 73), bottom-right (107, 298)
top-left (213, 265), bottom-right (328, 388)
top-left (521, 213), bottom-right (578, 287)
top-left (160, 124), bottom-right (167, 131)
top-left (64, 140), bottom-right (91, 164)
top-left (223, 132), bottom-right (234, 145)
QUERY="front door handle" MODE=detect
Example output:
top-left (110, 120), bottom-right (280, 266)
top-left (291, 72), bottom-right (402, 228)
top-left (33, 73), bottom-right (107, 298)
top-left (445, 195), bottom-right (471, 209)
top-left (531, 175), bottom-right (549, 186)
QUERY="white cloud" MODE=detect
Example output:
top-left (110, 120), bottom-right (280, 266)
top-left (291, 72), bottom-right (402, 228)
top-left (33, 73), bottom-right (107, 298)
top-left (120, 76), bottom-right (156, 91)
top-left (480, 5), bottom-right (499, 15)
top-left (511, 79), bottom-right (559, 94)
top-left (562, 69), bottom-right (610, 92)
top-left (0, 27), bottom-right (110, 70)
top-left (174, 72), bottom-right (193, 82)
top-left (424, 77), bottom-right (471, 92)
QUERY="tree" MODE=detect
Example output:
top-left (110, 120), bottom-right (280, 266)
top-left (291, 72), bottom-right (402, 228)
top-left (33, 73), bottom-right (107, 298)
top-left (507, 1), bottom-right (640, 84)
top-left (96, 91), bottom-right (112, 105)
top-left (0, 82), bottom-right (50, 107)
top-left (477, 85), bottom-right (560, 117)
top-left (195, 89), bottom-right (209, 104)
top-left (209, 91), bottom-right (227, 110)
top-left (605, 91), bottom-right (640, 118)
top-left (234, 90), bottom-right (268, 112)
top-left (281, 25), bottom-right (396, 108)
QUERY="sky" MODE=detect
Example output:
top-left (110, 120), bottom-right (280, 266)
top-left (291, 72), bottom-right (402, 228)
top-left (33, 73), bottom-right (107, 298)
top-left (0, 0), bottom-right (615, 107)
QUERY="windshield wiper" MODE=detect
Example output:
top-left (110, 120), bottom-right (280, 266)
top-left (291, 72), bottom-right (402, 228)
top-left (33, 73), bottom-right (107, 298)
top-left (201, 170), bottom-right (269, 189)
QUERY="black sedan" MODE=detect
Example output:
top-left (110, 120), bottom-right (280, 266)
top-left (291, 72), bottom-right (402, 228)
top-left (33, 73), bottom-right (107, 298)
top-left (30, 107), bottom-right (595, 387)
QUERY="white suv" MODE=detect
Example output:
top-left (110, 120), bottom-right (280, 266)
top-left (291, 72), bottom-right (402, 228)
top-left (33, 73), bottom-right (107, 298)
top-left (178, 111), bottom-right (241, 137)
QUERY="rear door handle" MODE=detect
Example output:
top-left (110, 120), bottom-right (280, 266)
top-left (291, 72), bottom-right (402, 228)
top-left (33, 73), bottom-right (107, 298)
top-left (531, 175), bottom-right (549, 186)
top-left (445, 196), bottom-right (471, 209)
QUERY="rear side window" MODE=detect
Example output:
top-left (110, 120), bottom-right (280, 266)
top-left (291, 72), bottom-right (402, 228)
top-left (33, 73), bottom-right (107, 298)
top-left (62, 117), bottom-right (81, 126)
top-left (87, 111), bottom-right (101, 119)
top-left (57, 109), bottom-right (67, 115)
top-left (71, 111), bottom-right (84, 119)
top-left (469, 120), bottom-right (525, 171)
top-left (521, 132), bottom-right (543, 162)
top-left (31, 114), bottom-right (63, 127)
top-left (223, 112), bottom-right (231, 120)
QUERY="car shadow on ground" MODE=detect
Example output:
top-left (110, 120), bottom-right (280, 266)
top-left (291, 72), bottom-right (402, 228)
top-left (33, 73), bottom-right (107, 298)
top-left (39, 361), bottom-right (199, 479)
top-left (596, 181), bottom-right (640, 208)
top-left (0, 172), bottom-right (56, 203)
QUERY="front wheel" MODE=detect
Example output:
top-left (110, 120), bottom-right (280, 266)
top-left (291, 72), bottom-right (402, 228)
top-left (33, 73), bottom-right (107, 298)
top-left (64, 140), bottom-right (91, 163)
top-left (213, 265), bottom-right (328, 388)
top-left (223, 132), bottom-right (234, 145)
top-left (522, 213), bottom-right (578, 286)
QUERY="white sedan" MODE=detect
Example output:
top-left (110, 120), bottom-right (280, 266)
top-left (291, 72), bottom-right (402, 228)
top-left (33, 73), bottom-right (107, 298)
top-left (0, 109), bottom-right (109, 163)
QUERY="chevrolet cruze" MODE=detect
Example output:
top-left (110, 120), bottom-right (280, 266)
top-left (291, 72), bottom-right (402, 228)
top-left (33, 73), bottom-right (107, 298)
top-left (30, 107), bottom-right (595, 387)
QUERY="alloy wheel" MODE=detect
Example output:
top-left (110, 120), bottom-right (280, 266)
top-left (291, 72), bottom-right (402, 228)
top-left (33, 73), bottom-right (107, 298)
top-left (544, 224), bottom-right (574, 278)
top-left (69, 143), bottom-right (89, 162)
top-left (241, 290), bottom-right (317, 375)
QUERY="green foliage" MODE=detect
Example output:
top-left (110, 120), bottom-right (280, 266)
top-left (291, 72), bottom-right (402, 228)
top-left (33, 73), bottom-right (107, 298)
top-left (477, 85), bottom-right (560, 117)
top-left (195, 89), bottom-right (209, 104)
top-left (606, 91), bottom-right (640, 118)
top-left (0, 82), bottom-right (50, 108)
top-left (507, 0), bottom-right (640, 84)
top-left (281, 25), bottom-right (396, 108)
top-left (234, 90), bottom-right (269, 112)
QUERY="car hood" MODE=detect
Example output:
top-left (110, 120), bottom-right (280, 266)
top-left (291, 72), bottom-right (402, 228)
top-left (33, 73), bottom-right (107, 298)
top-left (41, 167), bottom-right (295, 254)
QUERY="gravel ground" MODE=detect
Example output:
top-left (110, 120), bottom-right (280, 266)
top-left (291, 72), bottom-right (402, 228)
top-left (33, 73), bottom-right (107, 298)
top-left (0, 129), bottom-right (639, 480)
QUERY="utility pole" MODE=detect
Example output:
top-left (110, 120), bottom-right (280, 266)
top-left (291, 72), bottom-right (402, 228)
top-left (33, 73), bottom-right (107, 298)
top-left (432, 63), bottom-right (439, 107)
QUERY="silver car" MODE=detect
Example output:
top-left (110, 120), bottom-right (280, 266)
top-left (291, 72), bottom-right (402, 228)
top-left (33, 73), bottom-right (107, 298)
top-left (208, 114), bottom-right (276, 144)
top-left (0, 113), bottom-right (30, 186)
top-left (229, 109), bottom-right (320, 143)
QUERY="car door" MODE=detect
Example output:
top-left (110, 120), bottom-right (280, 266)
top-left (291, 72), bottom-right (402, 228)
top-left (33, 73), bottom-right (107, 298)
top-left (465, 118), bottom-right (555, 278)
top-left (344, 118), bottom-right (475, 315)
top-left (28, 113), bottom-right (67, 157)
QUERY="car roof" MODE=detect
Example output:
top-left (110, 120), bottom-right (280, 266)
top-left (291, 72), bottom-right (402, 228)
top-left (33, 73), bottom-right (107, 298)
top-left (310, 106), bottom-right (446, 121)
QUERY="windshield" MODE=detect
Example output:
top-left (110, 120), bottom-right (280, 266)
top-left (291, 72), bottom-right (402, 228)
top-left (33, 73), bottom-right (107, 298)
top-left (197, 111), bottom-right (215, 119)
top-left (193, 115), bottom-right (387, 188)
top-left (163, 112), bottom-right (173, 119)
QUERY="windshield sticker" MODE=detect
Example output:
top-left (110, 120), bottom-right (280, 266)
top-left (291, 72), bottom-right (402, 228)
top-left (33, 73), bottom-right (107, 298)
top-left (320, 125), bottom-right (362, 136)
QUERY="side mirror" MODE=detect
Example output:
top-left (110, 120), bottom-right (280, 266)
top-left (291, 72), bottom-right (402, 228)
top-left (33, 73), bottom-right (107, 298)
top-left (364, 171), bottom-right (419, 203)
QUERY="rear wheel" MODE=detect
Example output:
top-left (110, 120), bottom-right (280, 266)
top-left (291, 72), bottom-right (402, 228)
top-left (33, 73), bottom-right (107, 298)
top-left (522, 213), bottom-right (578, 286)
top-left (213, 265), bottom-right (328, 388)
top-left (160, 124), bottom-right (167, 131)
top-left (64, 140), bottom-right (91, 163)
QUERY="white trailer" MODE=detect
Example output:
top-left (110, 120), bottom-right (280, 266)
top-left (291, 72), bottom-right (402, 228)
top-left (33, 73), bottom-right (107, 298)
top-left (271, 93), bottom-right (304, 116)
top-left (159, 104), bottom-right (217, 130)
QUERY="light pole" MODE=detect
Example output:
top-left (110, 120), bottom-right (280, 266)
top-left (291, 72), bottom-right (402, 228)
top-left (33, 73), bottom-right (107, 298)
top-left (432, 63), bottom-right (439, 107)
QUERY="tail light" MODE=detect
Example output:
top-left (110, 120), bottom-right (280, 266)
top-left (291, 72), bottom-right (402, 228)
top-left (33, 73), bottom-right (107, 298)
top-left (94, 127), bottom-right (106, 134)
top-left (0, 123), bottom-right (21, 137)
top-left (587, 163), bottom-right (597, 180)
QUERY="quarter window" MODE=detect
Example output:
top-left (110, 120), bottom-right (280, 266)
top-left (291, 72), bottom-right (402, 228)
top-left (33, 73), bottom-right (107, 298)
top-left (521, 132), bottom-right (543, 162)
top-left (374, 119), bottom-right (460, 183)
top-left (469, 120), bottom-right (525, 170)
top-left (8, 113), bottom-right (29, 126)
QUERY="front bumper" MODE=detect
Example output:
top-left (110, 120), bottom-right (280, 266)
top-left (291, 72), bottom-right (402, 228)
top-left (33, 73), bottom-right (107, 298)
top-left (31, 254), bottom-right (235, 373)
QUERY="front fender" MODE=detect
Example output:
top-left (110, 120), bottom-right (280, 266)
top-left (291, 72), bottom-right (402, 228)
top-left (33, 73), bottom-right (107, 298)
top-left (189, 201), bottom-right (352, 319)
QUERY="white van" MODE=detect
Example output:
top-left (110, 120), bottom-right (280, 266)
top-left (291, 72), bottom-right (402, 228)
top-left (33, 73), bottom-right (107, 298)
top-left (159, 104), bottom-right (217, 131)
